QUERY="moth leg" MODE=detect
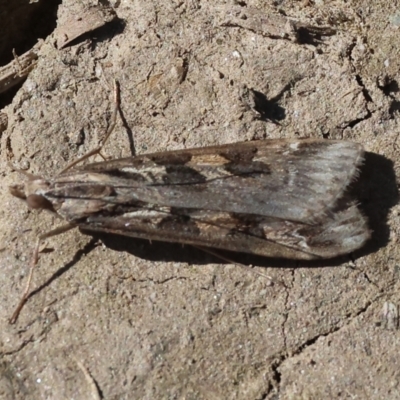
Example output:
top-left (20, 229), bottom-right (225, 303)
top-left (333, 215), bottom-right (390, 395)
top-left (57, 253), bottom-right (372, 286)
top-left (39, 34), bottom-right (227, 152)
top-left (58, 79), bottom-right (120, 174)
top-left (9, 223), bottom-right (77, 324)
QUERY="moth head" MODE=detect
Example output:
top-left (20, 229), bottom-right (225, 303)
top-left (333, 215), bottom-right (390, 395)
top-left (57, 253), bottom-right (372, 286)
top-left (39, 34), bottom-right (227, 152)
top-left (9, 174), bottom-right (55, 213)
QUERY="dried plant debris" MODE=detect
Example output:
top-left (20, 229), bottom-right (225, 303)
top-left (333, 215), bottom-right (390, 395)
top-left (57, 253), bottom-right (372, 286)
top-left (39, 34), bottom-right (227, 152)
top-left (217, 6), bottom-right (336, 44)
top-left (56, 2), bottom-right (117, 49)
top-left (0, 41), bottom-right (42, 94)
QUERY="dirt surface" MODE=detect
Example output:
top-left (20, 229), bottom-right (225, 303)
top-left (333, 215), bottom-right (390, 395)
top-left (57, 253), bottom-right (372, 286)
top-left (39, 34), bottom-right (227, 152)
top-left (1, 0), bottom-right (400, 399)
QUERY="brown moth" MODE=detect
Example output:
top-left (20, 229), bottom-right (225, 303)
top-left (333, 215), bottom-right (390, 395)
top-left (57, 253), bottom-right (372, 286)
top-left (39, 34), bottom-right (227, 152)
top-left (9, 138), bottom-right (370, 322)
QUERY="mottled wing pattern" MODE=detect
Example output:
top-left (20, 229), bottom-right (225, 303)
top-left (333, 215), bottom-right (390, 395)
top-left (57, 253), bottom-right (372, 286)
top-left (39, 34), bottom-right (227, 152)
top-left (45, 139), bottom-right (369, 259)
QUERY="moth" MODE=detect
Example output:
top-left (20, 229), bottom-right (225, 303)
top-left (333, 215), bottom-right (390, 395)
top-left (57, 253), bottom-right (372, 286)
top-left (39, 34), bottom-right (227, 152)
top-left (9, 138), bottom-right (370, 322)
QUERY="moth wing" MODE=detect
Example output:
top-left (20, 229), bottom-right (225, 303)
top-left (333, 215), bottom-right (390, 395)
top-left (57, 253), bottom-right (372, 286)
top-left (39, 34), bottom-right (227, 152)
top-left (70, 139), bottom-right (364, 223)
top-left (53, 139), bottom-right (369, 258)
top-left (80, 203), bottom-right (369, 260)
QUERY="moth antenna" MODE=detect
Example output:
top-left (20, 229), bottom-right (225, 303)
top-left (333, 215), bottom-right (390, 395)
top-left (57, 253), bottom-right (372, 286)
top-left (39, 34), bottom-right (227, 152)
top-left (57, 79), bottom-right (121, 175)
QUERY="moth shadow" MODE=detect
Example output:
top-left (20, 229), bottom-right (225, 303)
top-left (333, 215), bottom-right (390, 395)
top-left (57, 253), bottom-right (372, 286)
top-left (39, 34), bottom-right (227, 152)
top-left (95, 234), bottom-right (233, 265)
top-left (350, 151), bottom-right (398, 259)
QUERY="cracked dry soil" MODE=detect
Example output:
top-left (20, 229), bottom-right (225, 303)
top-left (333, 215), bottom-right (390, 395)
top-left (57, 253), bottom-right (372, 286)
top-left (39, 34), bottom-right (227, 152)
top-left (1, 0), bottom-right (400, 399)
